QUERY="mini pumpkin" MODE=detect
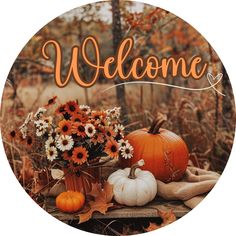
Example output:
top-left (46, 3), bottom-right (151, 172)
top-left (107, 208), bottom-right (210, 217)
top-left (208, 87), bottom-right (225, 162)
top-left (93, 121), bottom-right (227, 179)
top-left (121, 113), bottom-right (189, 182)
top-left (108, 159), bottom-right (157, 206)
top-left (56, 191), bottom-right (85, 213)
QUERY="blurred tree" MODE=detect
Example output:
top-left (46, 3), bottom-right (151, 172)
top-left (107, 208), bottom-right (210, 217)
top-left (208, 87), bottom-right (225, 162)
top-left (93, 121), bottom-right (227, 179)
top-left (222, 65), bottom-right (234, 130)
top-left (112, 0), bottom-right (128, 123)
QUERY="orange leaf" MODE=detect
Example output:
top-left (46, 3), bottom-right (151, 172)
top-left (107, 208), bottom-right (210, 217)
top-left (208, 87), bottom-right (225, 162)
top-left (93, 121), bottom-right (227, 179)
top-left (79, 201), bottom-right (113, 224)
top-left (144, 209), bottom-right (176, 232)
top-left (145, 222), bottom-right (160, 231)
top-left (78, 181), bottom-right (114, 223)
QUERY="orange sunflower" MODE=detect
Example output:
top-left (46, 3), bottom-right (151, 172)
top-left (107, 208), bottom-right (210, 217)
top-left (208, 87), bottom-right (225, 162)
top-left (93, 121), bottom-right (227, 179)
top-left (45, 96), bottom-right (57, 107)
top-left (65, 101), bottom-right (79, 115)
top-left (55, 104), bottom-right (66, 115)
top-left (63, 150), bottom-right (73, 161)
top-left (104, 127), bottom-right (116, 139)
top-left (72, 122), bottom-right (86, 137)
top-left (57, 120), bottom-right (72, 135)
top-left (25, 135), bottom-right (34, 148)
top-left (71, 113), bottom-right (88, 123)
top-left (91, 111), bottom-right (106, 121)
top-left (91, 133), bottom-right (105, 145)
top-left (8, 130), bottom-right (17, 141)
top-left (104, 139), bottom-right (119, 159)
top-left (72, 146), bottom-right (88, 165)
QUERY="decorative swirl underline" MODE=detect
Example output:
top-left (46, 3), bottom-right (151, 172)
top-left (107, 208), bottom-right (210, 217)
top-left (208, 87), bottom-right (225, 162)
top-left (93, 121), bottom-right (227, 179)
top-left (102, 73), bottom-right (225, 96)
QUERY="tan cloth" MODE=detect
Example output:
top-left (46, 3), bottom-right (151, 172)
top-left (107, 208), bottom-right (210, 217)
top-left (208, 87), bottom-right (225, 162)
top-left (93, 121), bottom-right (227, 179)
top-left (156, 167), bottom-right (220, 208)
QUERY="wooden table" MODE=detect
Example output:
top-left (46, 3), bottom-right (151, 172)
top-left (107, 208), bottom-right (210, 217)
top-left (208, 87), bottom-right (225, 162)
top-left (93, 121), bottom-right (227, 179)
top-left (46, 197), bottom-right (190, 222)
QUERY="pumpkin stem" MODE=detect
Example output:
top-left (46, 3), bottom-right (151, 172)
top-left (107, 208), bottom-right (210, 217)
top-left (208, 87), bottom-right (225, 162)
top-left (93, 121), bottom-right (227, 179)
top-left (128, 159), bottom-right (145, 179)
top-left (148, 113), bottom-right (167, 134)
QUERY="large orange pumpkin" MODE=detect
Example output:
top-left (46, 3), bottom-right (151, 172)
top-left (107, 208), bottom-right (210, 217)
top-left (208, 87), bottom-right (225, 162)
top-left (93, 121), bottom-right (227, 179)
top-left (56, 191), bottom-right (85, 213)
top-left (122, 114), bottom-right (189, 182)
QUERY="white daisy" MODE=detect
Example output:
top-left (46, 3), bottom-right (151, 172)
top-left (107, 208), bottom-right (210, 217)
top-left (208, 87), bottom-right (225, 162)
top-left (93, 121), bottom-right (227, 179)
top-left (45, 137), bottom-right (56, 150)
top-left (48, 129), bottom-right (59, 140)
top-left (106, 107), bottom-right (121, 119)
top-left (79, 105), bottom-right (91, 114)
top-left (36, 127), bottom-right (47, 137)
top-left (120, 143), bottom-right (134, 159)
top-left (24, 112), bottom-right (34, 125)
top-left (56, 135), bottom-right (74, 151)
top-left (19, 124), bottom-right (27, 139)
top-left (118, 139), bottom-right (129, 149)
top-left (34, 107), bottom-right (47, 119)
top-left (34, 119), bottom-right (48, 129)
top-left (43, 116), bottom-right (53, 125)
top-left (46, 146), bottom-right (58, 161)
top-left (114, 124), bottom-right (125, 133)
top-left (85, 124), bottom-right (96, 137)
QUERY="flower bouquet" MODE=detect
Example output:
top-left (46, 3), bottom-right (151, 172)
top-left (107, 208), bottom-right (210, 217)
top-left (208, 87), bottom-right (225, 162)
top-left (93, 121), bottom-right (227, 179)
top-left (19, 97), bottom-right (133, 194)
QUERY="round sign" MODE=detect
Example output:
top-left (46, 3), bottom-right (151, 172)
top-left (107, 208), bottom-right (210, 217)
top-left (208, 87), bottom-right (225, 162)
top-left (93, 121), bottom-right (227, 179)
top-left (1, 1), bottom-right (235, 234)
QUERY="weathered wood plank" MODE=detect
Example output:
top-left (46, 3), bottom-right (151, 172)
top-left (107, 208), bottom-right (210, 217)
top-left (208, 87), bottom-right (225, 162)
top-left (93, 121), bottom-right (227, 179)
top-left (46, 197), bottom-right (190, 221)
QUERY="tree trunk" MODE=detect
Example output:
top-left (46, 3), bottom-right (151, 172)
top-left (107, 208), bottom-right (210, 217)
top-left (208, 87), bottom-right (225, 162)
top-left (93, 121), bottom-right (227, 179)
top-left (221, 64), bottom-right (234, 130)
top-left (111, 0), bottom-right (128, 124)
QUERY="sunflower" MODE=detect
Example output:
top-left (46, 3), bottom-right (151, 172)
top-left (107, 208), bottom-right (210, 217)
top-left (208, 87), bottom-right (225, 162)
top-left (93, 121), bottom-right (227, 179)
top-left (55, 104), bottom-right (66, 115)
top-left (120, 143), bottom-right (133, 159)
top-left (104, 139), bottom-right (119, 159)
top-left (57, 120), bottom-right (72, 135)
top-left (91, 133), bottom-right (105, 145)
top-left (45, 96), bottom-right (57, 107)
top-left (65, 101), bottom-right (79, 115)
top-left (72, 122), bottom-right (86, 137)
top-left (25, 135), bottom-right (34, 148)
top-left (46, 146), bottom-right (58, 161)
top-left (104, 127), bottom-right (116, 139)
top-left (63, 150), bottom-right (73, 161)
top-left (56, 135), bottom-right (74, 151)
top-left (91, 111), bottom-right (106, 121)
top-left (85, 124), bottom-right (96, 137)
top-left (72, 146), bottom-right (88, 165)
top-left (71, 113), bottom-right (87, 123)
top-left (8, 130), bottom-right (17, 141)
top-left (94, 117), bottom-right (110, 127)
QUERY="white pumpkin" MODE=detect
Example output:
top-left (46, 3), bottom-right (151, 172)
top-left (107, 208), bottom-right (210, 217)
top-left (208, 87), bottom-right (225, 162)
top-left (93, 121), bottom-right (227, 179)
top-left (108, 159), bottom-right (157, 206)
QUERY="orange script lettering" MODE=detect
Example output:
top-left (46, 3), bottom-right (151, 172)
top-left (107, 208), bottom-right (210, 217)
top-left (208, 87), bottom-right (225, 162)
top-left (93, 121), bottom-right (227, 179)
top-left (41, 36), bottom-right (208, 88)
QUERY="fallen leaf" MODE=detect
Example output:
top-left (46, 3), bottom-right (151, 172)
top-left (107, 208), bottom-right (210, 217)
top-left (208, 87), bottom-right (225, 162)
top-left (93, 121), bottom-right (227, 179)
top-left (78, 181), bottom-right (114, 223)
top-left (79, 201), bottom-right (113, 223)
top-left (51, 169), bottom-right (64, 180)
top-left (145, 222), bottom-right (160, 232)
top-left (144, 209), bottom-right (176, 232)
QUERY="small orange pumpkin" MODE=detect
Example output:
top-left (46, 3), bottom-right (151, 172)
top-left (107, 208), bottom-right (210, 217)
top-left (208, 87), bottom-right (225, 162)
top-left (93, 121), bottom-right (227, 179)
top-left (56, 191), bottom-right (85, 213)
top-left (122, 114), bottom-right (189, 182)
